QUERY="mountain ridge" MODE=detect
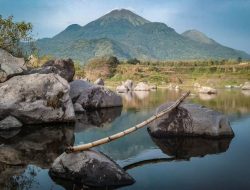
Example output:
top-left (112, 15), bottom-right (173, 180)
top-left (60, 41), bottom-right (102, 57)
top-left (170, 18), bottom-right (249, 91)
top-left (36, 9), bottom-right (250, 63)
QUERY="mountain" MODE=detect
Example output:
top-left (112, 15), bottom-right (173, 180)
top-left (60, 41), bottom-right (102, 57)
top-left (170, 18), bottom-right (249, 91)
top-left (182, 29), bottom-right (216, 45)
top-left (36, 9), bottom-right (250, 63)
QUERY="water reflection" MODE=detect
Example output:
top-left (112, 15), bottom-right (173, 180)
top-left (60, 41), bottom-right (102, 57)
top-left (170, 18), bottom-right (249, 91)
top-left (0, 126), bottom-right (74, 189)
top-left (75, 107), bottom-right (122, 132)
top-left (151, 137), bottom-right (232, 159)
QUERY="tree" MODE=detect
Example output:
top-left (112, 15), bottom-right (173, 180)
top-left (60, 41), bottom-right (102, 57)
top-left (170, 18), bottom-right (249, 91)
top-left (127, 58), bottom-right (140, 65)
top-left (0, 15), bottom-right (33, 57)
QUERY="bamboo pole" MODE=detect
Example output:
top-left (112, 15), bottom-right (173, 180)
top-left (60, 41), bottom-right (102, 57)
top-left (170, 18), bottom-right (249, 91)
top-left (66, 91), bottom-right (190, 153)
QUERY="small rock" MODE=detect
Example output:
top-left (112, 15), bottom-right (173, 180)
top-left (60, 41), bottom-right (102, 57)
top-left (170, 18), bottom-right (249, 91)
top-left (94, 78), bottom-right (104, 86)
top-left (193, 82), bottom-right (201, 88)
top-left (242, 82), bottom-right (250, 90)
top-left (116, 85), bottom-right (128, 93)
top-left (0, 116), bottom-right (22, 130)
top-left (49, 151), bottom-right (135, 188)
top-left (134, 82), bottom-right (150, 91)
top-left (198, 86), bottom-right (217, 94)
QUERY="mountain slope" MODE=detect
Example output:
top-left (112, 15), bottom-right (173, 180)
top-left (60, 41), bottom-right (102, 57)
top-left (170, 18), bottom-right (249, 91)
top-left (36, 9), bottom-right (250, 63)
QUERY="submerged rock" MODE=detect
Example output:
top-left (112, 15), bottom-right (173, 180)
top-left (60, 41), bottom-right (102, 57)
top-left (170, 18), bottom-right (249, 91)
top-left (94, 78), bottom-right (104, 86)
top-left (0, 49), bottom-right (27, 83)
top-left (49, 151), bottom-right (135, 188)
top-left (198, 86), bottom-right (217, 94)
top-left (0, 116), bottom-right (22, 130)
top-left (148, 102), bottom-right (234, 138)
top-left (70, 80), bottom-right (122, 109)
top-left (151, 136), bottom-right (232, 159)
top-left (25, 59), bottom-right (75, 82)
top-left (0, 73), bottom-right (75, 124)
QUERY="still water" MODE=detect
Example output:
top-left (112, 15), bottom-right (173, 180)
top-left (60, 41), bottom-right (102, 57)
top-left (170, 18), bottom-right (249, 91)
top-left (1, 89), bottom-right (250, 189)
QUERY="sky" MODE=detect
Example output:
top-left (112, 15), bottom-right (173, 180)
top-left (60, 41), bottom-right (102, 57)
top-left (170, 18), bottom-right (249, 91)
top-left (0, 0), bottom-right (249, 53)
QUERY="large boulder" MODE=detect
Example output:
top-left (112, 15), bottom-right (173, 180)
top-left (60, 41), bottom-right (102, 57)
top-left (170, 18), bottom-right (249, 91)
top-left (0, 49), bottom-right (27, 83)
top-left (25, 59), bottom-right (75, 82)
top-left (70, 80), bottom-right (122, 109)
top-left (148, 103), bottom-right (234, 138)
top-left (134, 82), bottom-right (151, 91)
top-left (0, 116), bottom-right (22, 131)
top-left (242, 82), bottom-right (250, 90)
top-left (49, 151), bottom-right (135, 188)
top-left (94, 78), bottom-right (104, 86)
top-left (198, 86), bottom-right (217, 94)
top-left (0, 73), bottom-right (75, 124)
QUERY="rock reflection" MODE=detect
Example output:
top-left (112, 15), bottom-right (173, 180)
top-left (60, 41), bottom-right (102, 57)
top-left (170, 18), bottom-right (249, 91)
top-left (198, 93), bottom-right (217, 101)
top-left (151, 136), bottom-right (232, 159)
top-left (75, 107), bottom-right (122, 132)
top-left (0, 126), bottom-right (74, 189)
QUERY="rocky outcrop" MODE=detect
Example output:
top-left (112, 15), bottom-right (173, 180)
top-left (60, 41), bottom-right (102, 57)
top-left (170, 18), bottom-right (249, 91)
top-left (70, 80), bottom-right (122, 109)
top-left (0, 49), bottom-right (27, 83)
top-left (0, 116), bottom-right (22, 130)
top-left (242, 82), bottom-right (250, 90)
top-left (134, 82), bottom-right (151, 91)
top-left (198, 86), bottom-right (217, 94)
top-left (25, 59), bottom-right (75, 82)
top-left (49, 151), bottom-right (135, 188)
top-left (148, 102), bottom-right (234, 138)
top-left (123, 79), bottom-right (134, 91)
top-left (94, 78), bottom-right (104, 86)
top-left (0, 73), bottom-right (75, 124)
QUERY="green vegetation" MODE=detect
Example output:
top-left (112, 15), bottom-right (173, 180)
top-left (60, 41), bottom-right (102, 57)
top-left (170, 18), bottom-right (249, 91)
top-left (0, 15), bottom-right (33, 57)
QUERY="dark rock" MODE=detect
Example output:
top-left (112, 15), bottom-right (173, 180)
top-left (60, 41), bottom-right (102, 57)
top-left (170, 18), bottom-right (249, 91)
top-left (0, 73), bottom-right (75, 124)
top-left (70, 80), bottom-right (122, 109)
top-left (148, 102), bottom-right (234, 138)
top-left (49, 150), bottom-right (135, 188)
top-left (0, 49), bottom-right (27, 83)
top-left (26, 59), bottom-right (75, 82)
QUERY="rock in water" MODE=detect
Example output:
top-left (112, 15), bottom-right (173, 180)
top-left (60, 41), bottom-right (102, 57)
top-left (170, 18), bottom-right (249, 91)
top-left (0, 49), bottom-right (27, 83)
top-left (116, 84), bottom-right (128, 93)
top-left (0, 73), bottom-right (75, 124)
top-left (198, 86), bottom-right (217, 94)
top-left (25, 59), bottom-right (75, 82)
top-left (242, 82), bottom-right (250, 90)
top-left (0, 116), bottom-right (22, 130)
top-left (134, 82), bottom-right (151, 91)
top-left (94, 78), bottom-right (104, 86)
top-left (49, 151), bottom-right (135, 188)
top-left (148, 103), bottom-right (234, 138)
top-left (70, 80), bottom-right (122, 109)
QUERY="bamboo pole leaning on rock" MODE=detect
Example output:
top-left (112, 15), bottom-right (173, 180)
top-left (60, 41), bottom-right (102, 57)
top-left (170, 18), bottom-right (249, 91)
top-left (66, 91), bottom-right (190, 153)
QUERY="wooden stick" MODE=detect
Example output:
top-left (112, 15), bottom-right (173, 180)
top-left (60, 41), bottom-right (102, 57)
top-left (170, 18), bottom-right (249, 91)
top-left (66, 91), bottom-right (190, 153)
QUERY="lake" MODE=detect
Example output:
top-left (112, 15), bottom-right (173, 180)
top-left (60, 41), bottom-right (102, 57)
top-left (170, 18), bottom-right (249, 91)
top-left (1, 88), bottom-right (250, 190)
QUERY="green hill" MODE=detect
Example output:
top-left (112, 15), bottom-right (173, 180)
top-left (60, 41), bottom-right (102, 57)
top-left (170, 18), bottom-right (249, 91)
top-left (36, 9), bottom-right (250, 63)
